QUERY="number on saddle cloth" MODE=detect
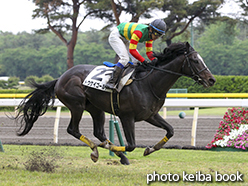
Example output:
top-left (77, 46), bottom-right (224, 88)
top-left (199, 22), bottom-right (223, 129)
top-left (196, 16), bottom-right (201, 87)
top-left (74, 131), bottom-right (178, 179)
top-left (83, 61), bottom-right (135, 93)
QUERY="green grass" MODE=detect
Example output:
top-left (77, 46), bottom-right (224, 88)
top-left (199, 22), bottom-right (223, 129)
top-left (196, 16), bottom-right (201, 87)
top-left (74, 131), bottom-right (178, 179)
top-left (0, 145), bottom-right (248, 185)
top-left (41, 107), bottom-right (228, 118)
top-left (0, 106), bottom-right (230, 118)
top-left (164, 107), bottom-right (229, 117)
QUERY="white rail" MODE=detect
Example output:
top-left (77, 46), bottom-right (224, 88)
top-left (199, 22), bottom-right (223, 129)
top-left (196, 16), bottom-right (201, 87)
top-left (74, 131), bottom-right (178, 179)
top-left (1, 98), bottom-right (248, 146)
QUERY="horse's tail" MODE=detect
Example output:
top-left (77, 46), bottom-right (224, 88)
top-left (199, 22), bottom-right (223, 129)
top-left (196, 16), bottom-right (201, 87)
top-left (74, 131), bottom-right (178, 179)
top-left (15, 79), bottom-right (58, 136)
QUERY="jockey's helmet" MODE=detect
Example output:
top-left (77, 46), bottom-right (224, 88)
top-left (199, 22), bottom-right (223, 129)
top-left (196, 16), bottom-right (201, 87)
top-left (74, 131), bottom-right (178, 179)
top-left (149, 19), bottom-right (166, 36)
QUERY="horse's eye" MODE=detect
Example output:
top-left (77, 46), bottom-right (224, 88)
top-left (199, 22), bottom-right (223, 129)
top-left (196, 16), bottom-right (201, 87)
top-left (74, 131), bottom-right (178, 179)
top-left (191, 59), bottom-right (198, 63)
top-left (193, 59), bottom-right (199, 63)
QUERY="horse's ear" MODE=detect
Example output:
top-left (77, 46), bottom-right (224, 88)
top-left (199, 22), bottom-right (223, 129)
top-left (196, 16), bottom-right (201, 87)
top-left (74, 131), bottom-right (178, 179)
top-left (186, 42), bottom-right (190, 52)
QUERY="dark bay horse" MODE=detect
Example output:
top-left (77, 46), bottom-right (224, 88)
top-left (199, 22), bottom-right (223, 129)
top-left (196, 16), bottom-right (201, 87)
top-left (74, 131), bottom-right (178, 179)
top-left (14, 42), bottom-right (215, 165)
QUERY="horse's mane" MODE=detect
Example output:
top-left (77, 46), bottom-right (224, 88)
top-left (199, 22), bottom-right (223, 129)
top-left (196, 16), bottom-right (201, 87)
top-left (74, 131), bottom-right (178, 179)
top-left (154, 42), bottom-right (193, 65)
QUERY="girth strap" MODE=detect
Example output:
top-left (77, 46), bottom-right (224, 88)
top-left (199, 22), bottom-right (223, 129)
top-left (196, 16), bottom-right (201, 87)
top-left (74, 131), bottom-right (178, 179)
top-left (111, 90), bottom-right (120, 116)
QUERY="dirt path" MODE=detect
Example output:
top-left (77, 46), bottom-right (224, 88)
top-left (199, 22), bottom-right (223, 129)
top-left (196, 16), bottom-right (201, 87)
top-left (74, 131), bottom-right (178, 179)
top-left (0, 112), bottom-right (221, 148)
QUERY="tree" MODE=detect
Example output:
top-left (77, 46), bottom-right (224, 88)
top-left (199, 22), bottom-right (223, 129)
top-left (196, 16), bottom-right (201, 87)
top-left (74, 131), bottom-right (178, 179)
top-left (236, 0), bottom-right (248, 19)
top-left (162, 0), bottom-right (225, 45)
top-left (85, 0), bottom-right (225, 46)
top-left (85, 0), bottom-right (164, 26)
top-left (195, 21), bottom-right (248, 75)
top-left (0, 45), bottom-right (67, 80)
top-left (32, 0), bottom-right (97, 69)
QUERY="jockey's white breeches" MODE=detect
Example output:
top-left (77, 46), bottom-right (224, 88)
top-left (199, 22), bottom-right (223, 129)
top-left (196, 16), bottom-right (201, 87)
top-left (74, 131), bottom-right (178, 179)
top-left (108, 27), bottom-right (139, 66)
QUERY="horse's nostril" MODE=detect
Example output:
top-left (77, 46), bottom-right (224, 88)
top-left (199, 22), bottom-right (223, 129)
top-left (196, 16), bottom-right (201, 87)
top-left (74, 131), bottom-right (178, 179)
top-left (209, 78), bottom-right (216, 86)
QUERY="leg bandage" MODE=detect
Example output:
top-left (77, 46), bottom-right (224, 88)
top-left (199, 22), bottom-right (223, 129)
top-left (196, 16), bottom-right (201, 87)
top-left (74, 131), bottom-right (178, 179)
top-left (154, 136), bottom-right (168, 150)
top-left (80, 135), bottom-right (96, 149)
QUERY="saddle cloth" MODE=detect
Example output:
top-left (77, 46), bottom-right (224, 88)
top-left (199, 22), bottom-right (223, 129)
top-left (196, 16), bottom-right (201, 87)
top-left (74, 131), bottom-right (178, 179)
top-left (83, 62), bottom-right (135, 92)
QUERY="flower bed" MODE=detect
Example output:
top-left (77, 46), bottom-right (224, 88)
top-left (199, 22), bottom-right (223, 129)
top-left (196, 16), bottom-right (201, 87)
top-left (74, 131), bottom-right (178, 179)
top-left (206, 107), bottom-right (248, 151)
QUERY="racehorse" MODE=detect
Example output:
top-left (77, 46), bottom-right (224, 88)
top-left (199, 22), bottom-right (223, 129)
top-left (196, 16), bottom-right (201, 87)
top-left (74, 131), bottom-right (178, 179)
top-left (14, 42), bottom-right (215, 165)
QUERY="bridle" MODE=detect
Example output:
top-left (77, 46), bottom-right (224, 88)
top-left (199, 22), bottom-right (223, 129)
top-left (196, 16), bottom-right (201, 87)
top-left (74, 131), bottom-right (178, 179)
top-left (136, 50), bottom-right (209, 100)
top-left (151, 50), bottom-right (208, 85)
top-left (147, 50), bottom-right (208, 100)
top-left (182, 51), bottom-right (208, 84)
top-left (135, 50), bottom-right (209, 100)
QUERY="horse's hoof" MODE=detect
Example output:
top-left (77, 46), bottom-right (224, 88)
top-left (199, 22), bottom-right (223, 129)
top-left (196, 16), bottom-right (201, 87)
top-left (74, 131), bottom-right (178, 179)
top-left (91, 152), bottom-right (98, 163)
top-left (120, 156), bottom-right (130, 165)
top-left (144, 147), bottom-right (151, 156)
top-left (90, 147), bottom-right (99, 163)
top-left (144, 147), bottom-right (155, 156)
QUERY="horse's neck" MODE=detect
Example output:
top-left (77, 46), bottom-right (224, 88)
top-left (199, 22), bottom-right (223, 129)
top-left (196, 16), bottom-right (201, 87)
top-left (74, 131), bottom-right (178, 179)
top-left (149, 56), bottom-right (184, 99)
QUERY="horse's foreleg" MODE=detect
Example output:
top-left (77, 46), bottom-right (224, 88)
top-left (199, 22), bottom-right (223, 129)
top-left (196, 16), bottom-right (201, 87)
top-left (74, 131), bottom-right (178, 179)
top-left (99, 116), bottom-right (136, 153)
top-left (144, 113), bottom-right (174, 156)
top-left (99, 140), bottom-right (130, 165)
top-left (144, 136), bottom-right (169, 156)
top-left (86, 105), bottom-right (129, 165)
top-left (99, 139), bottom-right (125, 152)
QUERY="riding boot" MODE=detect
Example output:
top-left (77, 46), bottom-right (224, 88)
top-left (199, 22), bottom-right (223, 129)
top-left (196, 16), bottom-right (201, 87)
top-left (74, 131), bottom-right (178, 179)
top-left (105, 65), bottom-right (123, 90)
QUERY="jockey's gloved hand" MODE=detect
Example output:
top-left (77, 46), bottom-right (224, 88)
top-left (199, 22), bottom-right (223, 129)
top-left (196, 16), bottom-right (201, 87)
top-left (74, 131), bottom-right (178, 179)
top-left (142, 60), bottom-right (149, 67)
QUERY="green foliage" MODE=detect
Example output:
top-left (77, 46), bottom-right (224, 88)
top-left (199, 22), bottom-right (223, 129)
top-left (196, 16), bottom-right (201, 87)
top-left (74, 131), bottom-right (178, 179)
top-left (195, 21), bottom-right (248, 75)
top-left (0, 75), bottom-right (246, 94)
top-left (0, 44), bottom-right (67, 80)
top-left (0, 76), bottom-right (19, 89)
top-left (0, 89), bottom-right (32, 93)
top-left (196, 20), bottom-right (238, 46)
top-left (74, 38), bottom-right (115, 65)
top-left (24, 75), bottom-right (39, 87)
top-left (0, 81), bottom-right (8, 89)
top-left (85, 0), bottom-right (224, 46)
top-left (172, 75), bottom-right (248, 93)
top-left (85, 0), bottom-right (164, 23)
top-left (38, 75), bottom-right (54, 83)
top-left (24, 75), bottom-right (54, 87)
top-left (0, 18), bottom-right (248, 81)
top-left (162, 0), bottom-right (224, 45)
top-left (7, 77), bottom-right (20, 89)
top-left (0, 31), bottom-right (115, 80)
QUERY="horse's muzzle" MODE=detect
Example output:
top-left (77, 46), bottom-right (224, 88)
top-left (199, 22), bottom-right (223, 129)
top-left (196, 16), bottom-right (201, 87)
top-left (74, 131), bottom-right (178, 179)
top-left (208, 77), bottom-right (216, 87)
top-left (203, 76), bottom-right (216, 88)
top-left (196, 76), bottom-right (216, 88)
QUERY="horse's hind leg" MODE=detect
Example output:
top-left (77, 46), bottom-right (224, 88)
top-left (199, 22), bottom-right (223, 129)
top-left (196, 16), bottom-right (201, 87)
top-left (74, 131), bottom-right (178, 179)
top-left (66, 104), bottom-right (99, 162)
top-left (55, 76), bottom-right (99, 162)
top-left (86, 104), bottom-right (130, 165)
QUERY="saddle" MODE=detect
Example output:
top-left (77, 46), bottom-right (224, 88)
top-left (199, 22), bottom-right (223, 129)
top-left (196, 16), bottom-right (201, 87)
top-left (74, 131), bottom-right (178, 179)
top-left (83, 62), bottom-right (151, 116)
top-left (83, 61), bottom-right (135, 93)
top-left (83, 62), bottom-right (136, 116)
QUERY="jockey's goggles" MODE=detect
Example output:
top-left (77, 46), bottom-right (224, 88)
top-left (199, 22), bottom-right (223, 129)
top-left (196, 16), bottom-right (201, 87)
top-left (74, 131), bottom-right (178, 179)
top-left (152, 30), bottom-right (164, 37)
top-left (153, 30), bottom-right (163, 37)
top-left (150, 24), bottom-right (165, 37)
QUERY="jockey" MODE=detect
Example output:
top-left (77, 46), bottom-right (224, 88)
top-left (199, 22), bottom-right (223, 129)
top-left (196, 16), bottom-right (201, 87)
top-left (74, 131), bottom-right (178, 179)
top-left (105, 19), bottom-right (166, 90)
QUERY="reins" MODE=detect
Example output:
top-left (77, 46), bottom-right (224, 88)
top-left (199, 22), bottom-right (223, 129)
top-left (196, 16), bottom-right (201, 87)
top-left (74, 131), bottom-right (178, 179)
top-left (150, 51), bottom-right (208, 84)
top-left (182, 51), bottom-right (208, 82)
top-left (139, 50), bottom-right (208, 100)
top-left (134, 68), bottom-right (154, 81)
